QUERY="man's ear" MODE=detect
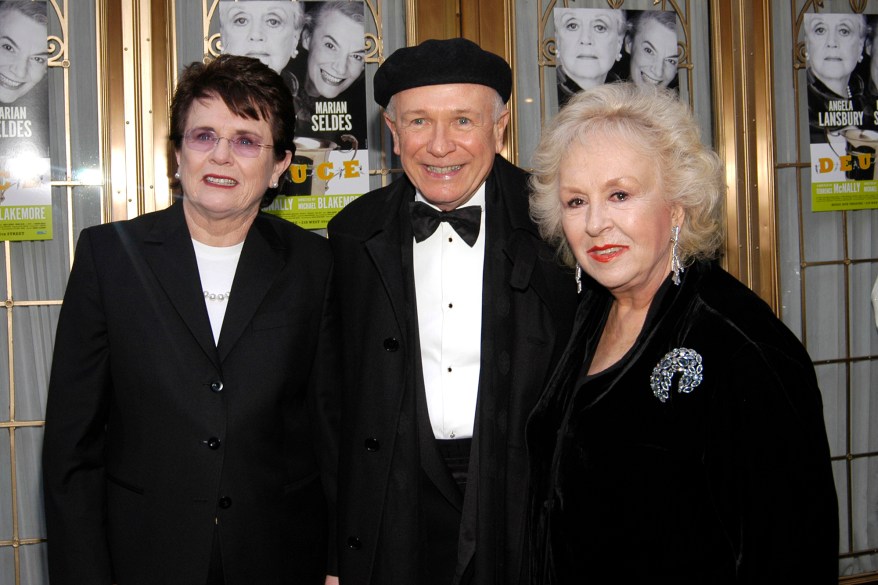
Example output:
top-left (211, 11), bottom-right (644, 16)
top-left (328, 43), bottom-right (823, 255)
top-left (493, 109), bottom-right (510, 153)
top-left (384, 114), bottom-right (402, 156)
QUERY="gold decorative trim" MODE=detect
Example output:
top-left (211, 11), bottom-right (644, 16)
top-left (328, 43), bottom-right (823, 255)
top-left (405, 0), bottom-right (417, 46)
top-left (364, 0), bottom-right (382, 63)
top-left (505, 0), bottom-right (517, 163)
top-left (204, 0), bottom-right (221, 59)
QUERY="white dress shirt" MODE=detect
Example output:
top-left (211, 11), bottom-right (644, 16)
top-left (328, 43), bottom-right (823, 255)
top-left (413, 186), bottom-right (486, 439)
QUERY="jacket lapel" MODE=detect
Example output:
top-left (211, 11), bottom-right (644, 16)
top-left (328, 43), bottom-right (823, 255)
top-left (363, 190), bottom-right (411, 339)
top-left (457, 157), bottom-right (575, 582)
top-left (217, 213), bottom-right (284, 361)
top-left (141, 204), bottom-right (219, 367)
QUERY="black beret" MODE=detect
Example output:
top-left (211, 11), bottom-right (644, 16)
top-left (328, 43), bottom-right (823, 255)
top-left (373, 38), bottom-right (512, 108)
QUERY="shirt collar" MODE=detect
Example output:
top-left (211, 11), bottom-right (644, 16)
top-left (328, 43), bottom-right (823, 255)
top-left (414, 182), bottom-right (487, 211)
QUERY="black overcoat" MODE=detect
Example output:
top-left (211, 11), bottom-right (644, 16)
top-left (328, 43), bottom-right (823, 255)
top-left (327, 155), bottom-right (577, 584)
top-left (42, 202), bottom-right (338, 585)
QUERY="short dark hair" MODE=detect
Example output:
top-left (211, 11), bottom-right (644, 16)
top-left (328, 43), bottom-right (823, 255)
top-left (170, 54), bottom-right (296, 161)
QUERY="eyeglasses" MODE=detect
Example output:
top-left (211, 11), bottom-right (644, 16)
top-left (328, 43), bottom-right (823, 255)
top-left (183, 128), bottom-right (274, 158)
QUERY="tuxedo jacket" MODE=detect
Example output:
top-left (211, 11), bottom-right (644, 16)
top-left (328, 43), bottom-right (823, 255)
top-left (42, 202), bottom-right (338, 585)
top-left (327, 155), bottom-right (577, 584)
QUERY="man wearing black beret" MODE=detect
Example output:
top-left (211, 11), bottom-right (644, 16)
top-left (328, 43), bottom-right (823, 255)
top-left (327, 38), bottom-right (577, 585)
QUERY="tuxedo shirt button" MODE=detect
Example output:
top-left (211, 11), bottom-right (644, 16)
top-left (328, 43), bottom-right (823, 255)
top-left (346, 536), bottom-right (362, 550)
top-left (210, 381), bottom-right (223, 393)
top-left (206, 437), bottom-right (221, 450)
top-left (364, 437), bottom-right (380, 452)
top-left (218, 496), bottom-right (232, 509)
top-left (383, 337), bottom-right (400, 352)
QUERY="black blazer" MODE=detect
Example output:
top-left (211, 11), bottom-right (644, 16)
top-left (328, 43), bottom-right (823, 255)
top-left (328, 156), bottom-right (577, 585)
top-left (42, 202), bottom-right (338, 585)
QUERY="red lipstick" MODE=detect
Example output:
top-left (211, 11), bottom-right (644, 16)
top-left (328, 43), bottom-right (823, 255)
top-left (587, 244), bottom-right (628, 263)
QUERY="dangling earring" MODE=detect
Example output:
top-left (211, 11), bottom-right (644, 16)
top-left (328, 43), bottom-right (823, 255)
top-left (671, 225), bottom-right (684, 286)
top-left (575, 264), bottom-right (582, 294)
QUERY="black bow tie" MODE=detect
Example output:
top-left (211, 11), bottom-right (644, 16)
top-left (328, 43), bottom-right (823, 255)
top-left (410, 201), bottom-right (482, 247)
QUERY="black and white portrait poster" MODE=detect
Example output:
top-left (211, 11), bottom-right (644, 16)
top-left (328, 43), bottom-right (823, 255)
top-left (0, 0), bottom-right (51, 241)
top-left (220, 0), bottom-right (369, 230)
top-left (805, 12), bottom-right (878, 211)
top-left (554, 8), bottom-right (679, 108)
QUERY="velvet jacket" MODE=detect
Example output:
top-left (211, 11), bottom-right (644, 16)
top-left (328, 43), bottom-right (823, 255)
top-left (327, 155), bottom-right (577, 585)
top-left (42, 203), bottom-right (338, 585)
top-left (528, 261), bottom-right (838, 584)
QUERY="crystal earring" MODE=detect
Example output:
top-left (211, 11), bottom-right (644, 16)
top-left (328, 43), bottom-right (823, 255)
top-left (270, 181), bottom-right (279, 189)
top-left (575, 263), bottom-right (582, 294)
top-left (671, 225), bottom-right (684, 286)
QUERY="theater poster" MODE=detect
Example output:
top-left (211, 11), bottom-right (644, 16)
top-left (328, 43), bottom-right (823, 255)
top-left (554, 8), bottom-right (679, 108)
top-left (219, 0), bottom-right (370, 230)
top-left (0, 0), bottom-right (51, 241)
top-left (805, 12), bottom-right (878, 211)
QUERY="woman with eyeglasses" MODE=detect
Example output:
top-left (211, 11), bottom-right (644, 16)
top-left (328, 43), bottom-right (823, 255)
top-left (43, 54), bottom-right (338, 585)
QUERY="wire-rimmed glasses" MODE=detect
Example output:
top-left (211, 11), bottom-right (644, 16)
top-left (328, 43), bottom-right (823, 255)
top-left (183, 128), bottom-right (274, 158)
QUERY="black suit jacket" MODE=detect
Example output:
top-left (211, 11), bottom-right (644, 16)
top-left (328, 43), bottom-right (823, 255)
top-left (328, 156), bottom-right (577, 585)
top-left (42, 202), bottom-right (338, 585)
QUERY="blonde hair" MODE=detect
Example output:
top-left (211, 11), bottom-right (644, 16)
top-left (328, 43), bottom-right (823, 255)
top-left (529, 82), bottom-right (725, 267)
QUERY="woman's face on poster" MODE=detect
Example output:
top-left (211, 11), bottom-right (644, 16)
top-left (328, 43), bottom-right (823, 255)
top-left (627, 17), bottom-right (678, 88)
top-left (303, 10), bottom-right (365, 99)
top-left (0, 9), bottom-right (48, 104)
top-left (805, 13), bottom-right (865, 88)
top-left (220, 1), bottom-right (302, 74)
top-left (555, 8), bottom-right (625, 90)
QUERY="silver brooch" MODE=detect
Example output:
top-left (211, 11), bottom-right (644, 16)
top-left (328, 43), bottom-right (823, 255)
top-left (650, 348), bottom-right (703, 403)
